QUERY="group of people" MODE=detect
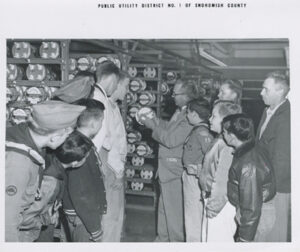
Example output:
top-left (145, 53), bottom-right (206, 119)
top-left (141, 72), bottom-right (290, 242)
top-left (5, 61), bottom-right (130, 242)
top-left (5, 61), bottom-right (290, 243)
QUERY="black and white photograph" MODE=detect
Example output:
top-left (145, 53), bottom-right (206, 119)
top-left (1, 0), bottom-right (300, 251)
top-left (3, 38), bottom-right (291, 243)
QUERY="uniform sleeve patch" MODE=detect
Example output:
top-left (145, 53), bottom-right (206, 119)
top-left (6, 185), bottom-right (17, 196)
top-left (199, 131), bottom-right (209, 136)
top-left (204, 137), bottom-right (212, 143)
top-left (199, 131), bottom-right (212, 143)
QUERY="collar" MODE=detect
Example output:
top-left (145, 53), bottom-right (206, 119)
top-left (193, 122), bottom-right (209, 129)
top-left (178, 105), bottom-right (187, 113)
top-left (6, 122), bottom-right (44, 157)
top-left (108, 97), bottom-right (118, 108)
top-left (44, 153), bottom-right (66, 180)
top-left (94, 84), bottom-right (107, 98)
top-left (267, 99), bottom-right (287, 116)
top-left (75, 129), bottom-right (94, 147)
top-left (233, 140), bottom-right (255, 158)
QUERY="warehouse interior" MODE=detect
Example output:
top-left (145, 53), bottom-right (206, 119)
top-left (6, 39), bottom-right (289, 242)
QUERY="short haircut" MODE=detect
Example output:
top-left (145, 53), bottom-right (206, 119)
top-left (74, 71), bottom-right (96, 99)
top-left (75, 71), bottom-right (96, 83)
top-left (119, 71), bottom-right (131, 81)
top-left (74, 99), bottom-right (105, 128)
top-left (222, 113), bottom-right (255, 142)
top-left (187, 98), bottom-right (211, 123)
top-left (177, 79), bottom-right (205, 101)
top-left (118, 72), bottom-right (130, 88)
top-left (214, 100), bottom-right (242, 118)
top-left (221, 79), bottom-right (243, 103)
top-left (95, 61), bottom-right (120, 83)
top-left (266, 71), bottom-right (290, 94)
top-left (55, 130), bottom-right (92, 164)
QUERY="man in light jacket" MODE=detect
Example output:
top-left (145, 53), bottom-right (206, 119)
top-left (92, 61), bottom-right (124, 241)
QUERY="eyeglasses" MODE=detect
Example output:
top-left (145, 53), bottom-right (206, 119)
top-left (171, 92), bottom-right (185, 97)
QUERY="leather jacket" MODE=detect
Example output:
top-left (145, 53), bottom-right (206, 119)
top-left (227, 140), bottom-right (276, 241)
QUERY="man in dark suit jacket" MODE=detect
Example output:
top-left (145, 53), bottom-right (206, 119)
top-left (256, 71), bottom-right (291, 242)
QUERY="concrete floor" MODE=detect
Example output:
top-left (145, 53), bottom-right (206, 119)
top-left (122, 208), bottom-right (156, 242)
top-left (121, 203), bottom-right (292, 242)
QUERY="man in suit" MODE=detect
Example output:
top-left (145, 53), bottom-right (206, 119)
top-left (256, 71), bottom-right (291, 242)
top-left (143, 80), bottom-right (202, 242)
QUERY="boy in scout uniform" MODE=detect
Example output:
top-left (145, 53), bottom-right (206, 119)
top-left (5, 100), bottom-right (86, 242)
top-left (182, 98), bottom-right (213, 242)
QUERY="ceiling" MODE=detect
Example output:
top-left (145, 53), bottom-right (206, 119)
top-left (70, 39), bottom-right (289, 81)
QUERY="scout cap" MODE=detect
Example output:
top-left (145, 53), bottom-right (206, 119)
top-left (53, 76), bottom-right (93, 103)
top-left (31, 100), bottom-right (86, 130)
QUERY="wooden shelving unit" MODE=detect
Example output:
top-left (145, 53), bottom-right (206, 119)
top-left (6, 39), bottom-right (70, 125)
top-left (124, 62), bottom-right (163, 211)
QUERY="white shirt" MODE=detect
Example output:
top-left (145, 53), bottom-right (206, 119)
top-left (259, 99), bottom-right (287, 139)
top-left (92, 85), bottom-right (111, 152)
top-left (106, 99), bottom-right (127, 178)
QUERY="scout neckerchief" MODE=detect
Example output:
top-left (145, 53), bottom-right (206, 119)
top-left (5, 141), bottom-right (45, 201)
top-left (94, 84), bottom-right (107, 97)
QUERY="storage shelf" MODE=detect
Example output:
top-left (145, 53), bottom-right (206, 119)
top-left (125, 189), bottom-right (156, 197)
top-left (132, 103), bottom-right (160, 108)
top-left (125, 164), bottom-right (155, 171)
top-left (165, 81), bottom-right (177, 85)
top-left (6, 39), bottom-right (70, 127)
top-left (125, 60), bottom-right (161, 210)
top-left (125, 203), bottom-right (155, 211)
top-left (131, 77), bottom-right (160, 81)
top-left (126, 153), bottom-right (155, 159)
top-left (7, 101), bottom-right (31, 108)
top-left (129, 64), bottom-right (161, 68)
top-left (130, 90), bottom-right (160, 94)
top-left (125, 177), bottom-right (153, 184)
top-left (241, 97), bottom-right (262, 101)
top-left (69, 53), bottom-right (118, 59)
top-left (7, 80), bottom-right (63, 87)
top-left (7, 39), bottom-right (65, 43)
top-left (242, 87), bottom-right (261, 91)
top-left (7, 58), bottom-right (63, 64)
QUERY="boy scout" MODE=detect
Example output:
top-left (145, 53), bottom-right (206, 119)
top-left (5, 100), bottom-right (85, 242)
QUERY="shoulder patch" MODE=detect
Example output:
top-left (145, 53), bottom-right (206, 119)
top-left (199, 130), bottom-right (209, 137)
top-left (198, 129), bottom-right (212, 143)
top-left (204, 137), bottom-right (212, 144)
top-left (6, 185), bottom-right (17, 196)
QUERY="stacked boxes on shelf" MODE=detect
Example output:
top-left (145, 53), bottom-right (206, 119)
top-left (163, 69), bottom-right (222, 106)
top-left (124, 64), bottom-right (165, 211)
top-left (6, 39), bottom-right (69, 126)
top-left (158, 70), bottom-right (181, 120)
top-left (68, 54), bottom-right (121, 80)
